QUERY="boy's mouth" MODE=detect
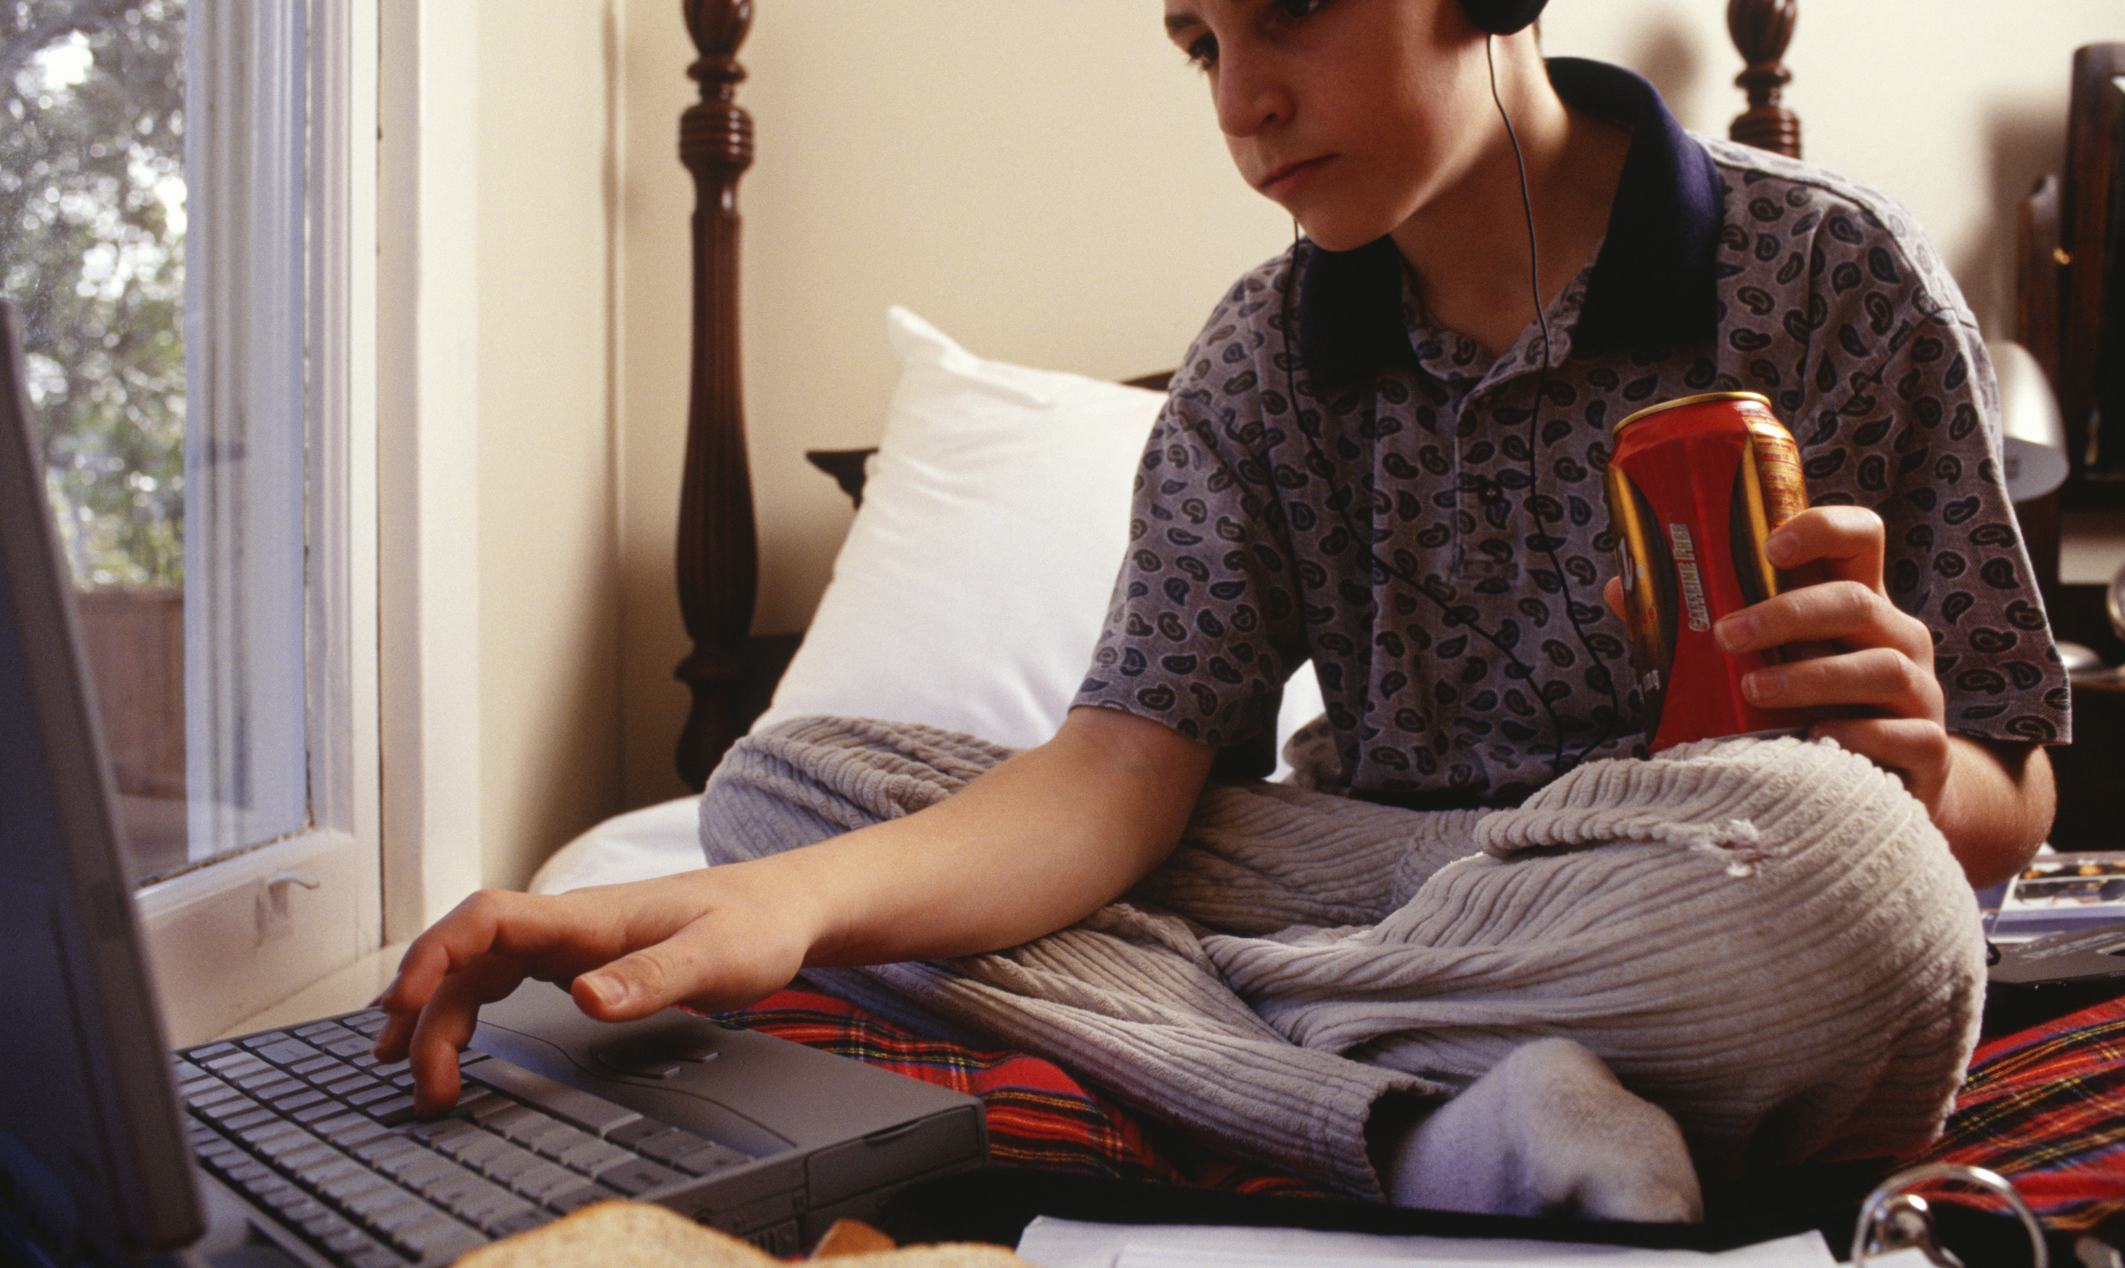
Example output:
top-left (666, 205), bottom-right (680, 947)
top-left (1259, 155), bottom-right (1332, 197)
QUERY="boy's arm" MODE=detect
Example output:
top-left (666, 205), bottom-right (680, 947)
top-left (1708, 504), bottom-right (2055, 889)
top-left (1919, 735), bottom-right (2052, 889)
top-left (373, 705), bottom-right (1216, 1113)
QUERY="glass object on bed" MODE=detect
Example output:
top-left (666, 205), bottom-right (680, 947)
top-left (1850, 1164), bottom-right (2049, 1268)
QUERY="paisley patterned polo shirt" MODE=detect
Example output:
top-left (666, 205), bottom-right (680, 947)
top-left (1072, 59), bottom-right (2071, 806)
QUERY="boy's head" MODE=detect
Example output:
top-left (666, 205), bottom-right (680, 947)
top-left (1165, 0), bottom-right (1552, 253)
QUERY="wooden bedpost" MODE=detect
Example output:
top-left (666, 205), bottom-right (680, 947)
top-left (674, 0), bottom-right (758, 790)
top-left (1726, 0), bottom-right (1800, 159)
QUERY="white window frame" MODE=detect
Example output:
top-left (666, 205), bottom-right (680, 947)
top-left (374, 0), bottom-right (485, 954)
top-left (137, 0), bottom-right (488, 1047)
top-left (181, 0), bottom-right (311, 862)
top-left (137, 0), bottom-right (384, 1047)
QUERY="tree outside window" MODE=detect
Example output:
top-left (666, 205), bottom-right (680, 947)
top-left (4, 0), bottom-right (189, 873)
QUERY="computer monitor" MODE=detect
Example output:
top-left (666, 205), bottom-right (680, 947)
top-left (0, 299), bottom-right (203, 1266)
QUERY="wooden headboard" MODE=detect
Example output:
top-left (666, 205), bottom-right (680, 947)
top-left (666, 0), bottom-right (1808, 790)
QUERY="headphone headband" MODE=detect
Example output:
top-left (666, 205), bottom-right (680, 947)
top-left (1460, 0), bottom-right (1548, 36)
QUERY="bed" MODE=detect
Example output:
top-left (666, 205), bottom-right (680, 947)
top-left (539, 1), bottom-right (2125, 1257)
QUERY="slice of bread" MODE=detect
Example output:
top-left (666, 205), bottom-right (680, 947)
top-left (453, 1201), bottom-right (1038, 1267)
top-left (812, 1219), bottom-right (899, 1256)
top-left (453, 1202), bottom-right (776, 1268)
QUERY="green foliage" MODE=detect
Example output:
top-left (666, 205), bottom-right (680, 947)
top-left (1, 0), bottom-right (186, 589)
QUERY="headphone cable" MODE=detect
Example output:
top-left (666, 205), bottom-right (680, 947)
top-left (1486, 34), bottom-right (1624, 768)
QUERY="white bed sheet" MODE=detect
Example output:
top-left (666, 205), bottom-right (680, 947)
top-left (529, 795), bottom-right (704, 895)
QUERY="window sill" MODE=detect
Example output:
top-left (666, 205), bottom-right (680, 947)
top-left (213, 942), bottom-right (409, 1041)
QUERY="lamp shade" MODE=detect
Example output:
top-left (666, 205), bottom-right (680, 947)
top-left (1992, 340), bottom-right (2069, 502)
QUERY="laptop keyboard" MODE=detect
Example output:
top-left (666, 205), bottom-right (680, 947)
top-left (175, 1009), bottom-right (756, 1267)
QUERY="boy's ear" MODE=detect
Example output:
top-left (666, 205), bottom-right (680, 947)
top-left (1457, 0), bottom-right (1548, 37)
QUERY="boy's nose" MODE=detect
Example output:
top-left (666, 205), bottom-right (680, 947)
top-left (1213, 55), bottom-right (1292, 137)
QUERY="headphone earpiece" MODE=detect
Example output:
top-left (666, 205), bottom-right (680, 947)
top-left (1459, 0), bottom-right (1548, 37)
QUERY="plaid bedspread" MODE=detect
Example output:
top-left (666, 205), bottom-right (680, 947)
top-left (714, 986), bottom-right (1329, 1199)
top-left (1911, 993), bottom-right (2125, 1233)
top-left (716, 986), bottom-right (2125, 1229)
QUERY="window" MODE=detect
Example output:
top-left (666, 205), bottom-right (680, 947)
top-left (4, 0), bottom-right (380, 1044)
top-left (5, 1), bottom-right (189, 873)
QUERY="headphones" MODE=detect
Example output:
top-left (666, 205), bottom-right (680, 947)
top-left (1460, 0), bottom-right (1548, 36)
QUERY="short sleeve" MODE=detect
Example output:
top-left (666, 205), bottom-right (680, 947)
top-left (1776, 205), bottom-right (2070, 744)
top-left (1072, 268), bottom-right (1312, 754)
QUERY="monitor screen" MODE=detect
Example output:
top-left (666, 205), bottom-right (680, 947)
top-left (0, 301), bottom-right (200, 1266)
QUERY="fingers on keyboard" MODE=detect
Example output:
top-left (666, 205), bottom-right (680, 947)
top-left (181, 1016), bottom-right (753, 1266)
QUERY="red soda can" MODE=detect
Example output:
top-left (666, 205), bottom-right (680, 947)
top-left (1604, 392), bottom-right (1811, 752)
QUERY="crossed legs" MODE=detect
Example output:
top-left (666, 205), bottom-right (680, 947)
top-left (700, 717), bottom-right (1985, 1211)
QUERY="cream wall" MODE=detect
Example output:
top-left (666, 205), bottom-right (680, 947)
top-left (442, 0), bottom-right (2124, 865)
top-left (611, 0), bottom-right (1293, 808)
top-left (469, 0), bottom-right (624, 889)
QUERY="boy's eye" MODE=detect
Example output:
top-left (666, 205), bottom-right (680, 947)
top-left (1176, 0), bottom-right (1327, 72)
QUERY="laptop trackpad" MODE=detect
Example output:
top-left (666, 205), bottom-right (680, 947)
top-left (591, 1030), bottom-right (720, 1079)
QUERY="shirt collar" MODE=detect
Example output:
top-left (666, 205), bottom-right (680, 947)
top-left (1297, 58), bottom-right (1723, 383)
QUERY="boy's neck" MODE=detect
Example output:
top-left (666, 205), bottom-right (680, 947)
top-left (1390, 77), bottom-right (1632, 361)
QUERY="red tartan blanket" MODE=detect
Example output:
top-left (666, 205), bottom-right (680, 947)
top-left (1912, 994), bottom-right (2125, 1233)
top-left (714, 987), bottom-right (1328, 1199)
top-left (716, 986), bottom-right (2125, 1229)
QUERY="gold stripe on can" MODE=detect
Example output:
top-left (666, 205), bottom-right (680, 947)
top-left (1610, 390), bottom-right (1777, 434)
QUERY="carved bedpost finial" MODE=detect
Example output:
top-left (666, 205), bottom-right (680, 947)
top-left (680, 0), bottom-right (755, 196)
top-left (683, 0), bottom-right (751, 56)
top-left (1727, 0), bottom-right (1800, 159)
top-left (674, 0), bottom-right (760, 789)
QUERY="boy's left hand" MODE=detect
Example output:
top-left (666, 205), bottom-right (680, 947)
top-left (1706, 504), bottom-right (1952, 815)
top-left (1606, 501), bottom-right (2053, 887)
top-left (1601, 505), bottom-right (1948, 809)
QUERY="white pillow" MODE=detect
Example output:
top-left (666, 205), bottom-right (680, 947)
top-left (753, 307), bottom-right (1325, 764)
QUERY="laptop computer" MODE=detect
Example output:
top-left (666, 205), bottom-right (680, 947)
top-left (0, 301), bottom-right (984, 1268)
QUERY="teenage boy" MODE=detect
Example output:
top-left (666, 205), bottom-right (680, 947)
top-left (376, 0), bottom-right (2061, 1216)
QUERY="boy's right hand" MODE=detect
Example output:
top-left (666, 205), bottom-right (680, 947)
top-left (369, 706), bottom-right (1217, 1120)
top-left (370, 864), bottom-right (812, 1116)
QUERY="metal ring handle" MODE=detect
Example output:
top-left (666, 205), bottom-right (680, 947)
top-left (1851, 1163), bottom-right (2048, 1268)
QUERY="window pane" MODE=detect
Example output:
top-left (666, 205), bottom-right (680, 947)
top-left (2, 0), bottom-right (309, 885)
top-left (181, 0), bottom-right (309, 867)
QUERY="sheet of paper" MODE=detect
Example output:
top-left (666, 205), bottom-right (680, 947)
top-left (1014, 1216), bottom-right (1847, 1268)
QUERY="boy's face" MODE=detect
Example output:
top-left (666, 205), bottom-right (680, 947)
top-left (1162, 0), bottom-right (1500, 253)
